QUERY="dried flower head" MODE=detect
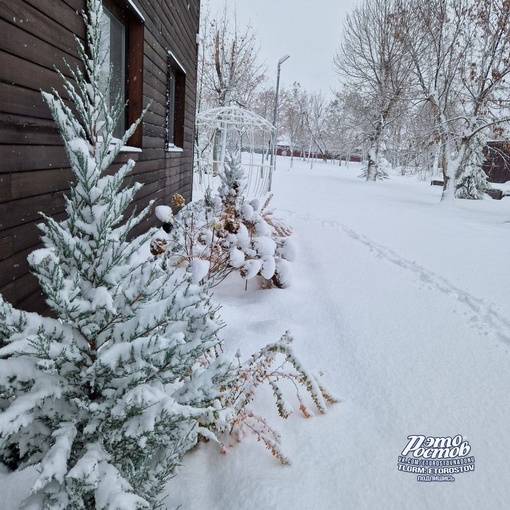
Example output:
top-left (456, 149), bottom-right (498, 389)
top-left (211, 219), bottom-right (224, 230)
top-left (150, 237), bottom-right (168, 256)
top-left (172, 193), bottom-right (186, 208)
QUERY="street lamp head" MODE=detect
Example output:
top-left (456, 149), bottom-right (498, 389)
top-left (278, 54), bottom-right (290, 65)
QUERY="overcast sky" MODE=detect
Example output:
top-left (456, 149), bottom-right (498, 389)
top-left (202, 0), bottom-right (361, 96)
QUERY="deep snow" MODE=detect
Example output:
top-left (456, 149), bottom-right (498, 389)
top-left (2, 158), bottom-right (510, 509)
top-left (162, 159), bottom-right (510, 510)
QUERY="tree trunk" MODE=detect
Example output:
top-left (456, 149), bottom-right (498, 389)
top-left (366, 118), bottom-right (384, 181)
top-left (441, 142), bottom-right (466, 203)
top-left (366, 147), bottom-right (378, 181)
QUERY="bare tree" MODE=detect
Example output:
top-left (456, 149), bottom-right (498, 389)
top-left (395, 0), bottom-right (510, 201)
top-left (279, 83), bottom-right (308, 168)
top-left (305, 92), bottom-right (332, 165)
top-left (199, 5), bottom-right (266, 109)
top-left (331, 88), bottom-right (371, 164)
top-left (196, 5), bottom-right (267, 173)
top-left (334, 0), bottom-right (412, 180)
top-left (249, 86), bottom-right (275, 159)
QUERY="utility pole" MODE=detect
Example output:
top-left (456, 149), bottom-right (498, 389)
top-left (268, 54), bottom-right (290, 191)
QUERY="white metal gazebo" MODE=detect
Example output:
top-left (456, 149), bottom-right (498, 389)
top-left (194, 105), bottom-right (275, 197)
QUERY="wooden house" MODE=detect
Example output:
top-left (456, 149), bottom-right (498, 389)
top-left (483, 140), bottom-right (510, 184)
top-left (0, 0), bottom-right (201, 313)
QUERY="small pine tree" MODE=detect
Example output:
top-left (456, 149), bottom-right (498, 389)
top-left (359, 148), bottom-right (390, 181)
top-left (455, 134), bottom-right (489, 199)
top-left (0, 1), bottom-right (230, 508)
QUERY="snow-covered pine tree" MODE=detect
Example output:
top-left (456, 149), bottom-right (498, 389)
top-left (0, 1), bottom-right (231, 508)
top-left (455, 133), bottom-right (490, 199)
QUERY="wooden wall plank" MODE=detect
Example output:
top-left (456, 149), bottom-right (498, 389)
top-left (0, 191), bottom-right (67, 231)
top-left (1, 51), bottom-right (72, 98)
top-left (0, 113), bottom-right (62, 146)
top-left (0, 146), bottom-right (69, 174)
top-left (0, 83), bottom-right (54, 120)
top-left (1, 213), bottom-right (67, 260)
top-left (0, 0), bottom-right (200, 312)
top-left (11, 168), bottom-right (75, 200)
top-left (0, 18), bottom-right (82, 75)
top-left (23, 0), bottom-right (85, 36)
top-left (0, 0), bottom-right (84, 55)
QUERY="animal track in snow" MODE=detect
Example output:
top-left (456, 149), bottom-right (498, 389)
top-left (286, 210), bottom-right (510, 344)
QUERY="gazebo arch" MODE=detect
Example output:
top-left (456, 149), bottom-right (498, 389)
top-left (194, 105), bottom-right (275, 197)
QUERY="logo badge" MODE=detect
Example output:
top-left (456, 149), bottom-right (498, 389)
top-left (398, 435), bottom-right (476, 482)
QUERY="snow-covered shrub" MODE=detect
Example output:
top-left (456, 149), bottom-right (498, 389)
top-left (199, 332), bottom-right (338, 465)
top-left (378, 156), bottom-right (392, 178)
top-left (0, 1), bottom-right (231, 508)
top-left (359, 150), bottom-right (390, 181)
top-left (455, 134), bottom-right (489, 199)
top-left (160, 153), bottom-right (296, 288)
top-left (455, 166), bottom-right (489, 199)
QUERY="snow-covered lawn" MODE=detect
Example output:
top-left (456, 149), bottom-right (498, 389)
top-left (2, 158), bottom-right (510, 509)
top-left (163, 159), bottom-right (510, 509)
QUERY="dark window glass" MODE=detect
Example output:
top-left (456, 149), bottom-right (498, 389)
top-left (167, 68), bottom-right (176, 145)
top-left (99, 6), bottom-right (126, 138)
top-left (166, 53), bottom-right (186, 149)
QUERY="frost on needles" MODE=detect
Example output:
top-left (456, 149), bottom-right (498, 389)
top-left (0, 1), bottom-right (337, 508)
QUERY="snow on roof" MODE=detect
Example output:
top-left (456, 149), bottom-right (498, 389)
top-left (127, 0), bottom-right (145, 22)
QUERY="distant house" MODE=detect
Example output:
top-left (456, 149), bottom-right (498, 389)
top-left (0, 0), bottom-right (201, 313)
top-left (483, 140), bottom-right (510, 184)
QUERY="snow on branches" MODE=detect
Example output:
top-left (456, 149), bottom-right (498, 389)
top-left (0, 1), bottom-right (230, 508)
top-left (0, 3), bottom-right (336, 508)
top-left (199, 331), bottom-right (339, 465)
top-left (455, 134), bottom-right (490, 200)
top-left (155, 152), bottom-right (297, 289)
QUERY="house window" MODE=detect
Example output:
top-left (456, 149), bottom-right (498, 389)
top-left (100, 7), bottom-right (126, 138)
top-left (166, 52), bottom-right (186, 150)
top-left (167, 68), bottom-right (176, 145)
top-left (97, 0), bottom-right (144, 147)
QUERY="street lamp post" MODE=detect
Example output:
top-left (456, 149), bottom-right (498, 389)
top-left (268, 54), bottom-right (290, 191)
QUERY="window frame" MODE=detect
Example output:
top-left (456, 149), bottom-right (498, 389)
top-left (165, 51), bottom-right (186, 151)
top-left (100, 5), bottom-right (127, 138)
top-left (100, 0), bottom-right (144, 148)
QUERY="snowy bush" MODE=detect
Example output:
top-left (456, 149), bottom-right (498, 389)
top-left (0, 1), bottom-right (232, 508)
top-left (158, 152), bottom-right (296, 288)
top-left (455, 134), bottom-right (489, 200)
top-left (199, 332), bottom-right (338, 465)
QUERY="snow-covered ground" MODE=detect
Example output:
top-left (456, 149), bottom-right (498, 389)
top-left (163, 158), bottom-right (510, 510)
top-left (2, 158), bottom-right (510, 509)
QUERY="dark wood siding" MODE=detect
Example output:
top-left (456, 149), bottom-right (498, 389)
top-left (0, 0), bottom-right (200, 313)
top-left (483, 141), bottom-right (510, 184)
